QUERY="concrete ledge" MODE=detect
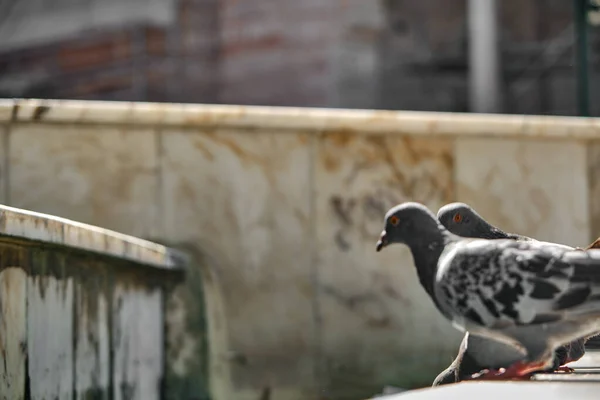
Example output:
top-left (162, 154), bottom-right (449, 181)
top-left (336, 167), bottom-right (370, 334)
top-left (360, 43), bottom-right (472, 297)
top-left (371, 351), bottom-right (600, 400)
top-left (0, 204), bottom-right (187, 270)
top-left (373, 381), bottom-right (600, 400)
top-left (2, 98), bottom-right (600, 139)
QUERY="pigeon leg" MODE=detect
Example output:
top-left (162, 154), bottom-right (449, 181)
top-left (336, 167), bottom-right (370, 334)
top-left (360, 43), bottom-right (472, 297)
top-left (563, 338), bottom-right (587, 366)
top-left (585, 237), bottom-right (600, 250)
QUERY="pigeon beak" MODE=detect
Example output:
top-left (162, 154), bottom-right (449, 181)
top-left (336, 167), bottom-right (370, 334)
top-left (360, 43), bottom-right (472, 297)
top-left (376, 231), bottom-right (388, 252)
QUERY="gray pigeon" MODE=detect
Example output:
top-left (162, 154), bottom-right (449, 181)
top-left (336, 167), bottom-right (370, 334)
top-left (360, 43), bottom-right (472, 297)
top-left (432, 202), bottom-right (598, 382)
top-left (436, 203), bottom-right (600, 250)
top-left (376, 202), bottom-right (600, 380)
top-left (438, 203), bottom-right (600, 343)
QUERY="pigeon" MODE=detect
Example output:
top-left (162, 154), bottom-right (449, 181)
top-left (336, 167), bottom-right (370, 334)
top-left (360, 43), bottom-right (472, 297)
top-left (436, 202), bottom-right (600, 252)
top-left (437, 204), bottom-right (600, 335)
top-left (375, 202), bottom-right (600, 380)
top-left (432, 202), bottom-right (600, 382)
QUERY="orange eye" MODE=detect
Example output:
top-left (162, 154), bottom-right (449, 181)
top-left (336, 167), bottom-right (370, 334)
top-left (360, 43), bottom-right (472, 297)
top-left (453, 213), bottom-right (462, 223)
top-left (389, 216), bottom-right (399, 226)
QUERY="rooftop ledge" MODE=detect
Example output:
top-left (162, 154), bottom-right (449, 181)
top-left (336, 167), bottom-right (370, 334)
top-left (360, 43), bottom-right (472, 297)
top-left (374, 380), bottom-right (600, 400)
top-left (0, 203), bottom-right (187, 271)
top-left (2, 98), bottom-right (600, 139)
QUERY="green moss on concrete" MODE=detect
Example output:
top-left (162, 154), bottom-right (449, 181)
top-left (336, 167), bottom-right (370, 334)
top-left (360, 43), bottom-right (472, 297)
top-left (154, 241), bottom-right (211, 400)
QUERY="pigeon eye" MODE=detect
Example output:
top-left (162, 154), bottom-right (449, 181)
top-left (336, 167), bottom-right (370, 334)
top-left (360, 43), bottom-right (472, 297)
top-left (453, 213), bottom-right (462, 223)
top-left (389, 216), bottom-right (400, 226)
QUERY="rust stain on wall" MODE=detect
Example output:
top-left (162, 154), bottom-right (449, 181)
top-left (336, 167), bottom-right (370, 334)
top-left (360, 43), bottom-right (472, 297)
top-left (208, 133), bottom-right (264, 165)
top-left (320, 129), bottom-right (359, 172)
top-left (322, 134), bottom-right (454, 253)
top-left (192, 137), bottom-right (215, 161)
top-left (322, 152), bottom-right (340, 172)
top-left (32, 105), bottom-right (50, 121)
top-left (296, 133), bottom-right (309, 145)
top-left (322, 129), bottom-right (357, 147)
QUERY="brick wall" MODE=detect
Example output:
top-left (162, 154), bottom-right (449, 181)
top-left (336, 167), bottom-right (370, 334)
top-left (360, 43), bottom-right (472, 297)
top-left (217, 0), bottom-right (338, 106)
top-left (0, 26), bottom-right (171, 102)
top-left (1, 0), bottom-right (600, 115)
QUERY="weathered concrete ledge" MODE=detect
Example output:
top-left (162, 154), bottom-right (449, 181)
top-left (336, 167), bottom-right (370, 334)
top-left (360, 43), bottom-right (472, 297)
top-left (371, 380), bottom-right (600, 400)
top-left (2, 98), bottom-right (600, 139)
top-left (0, 203), bottom-right (187, 270)
top-left (371, 351), bottom-right (600, 399)
top-left (0, 204), bottom-right (186, 398)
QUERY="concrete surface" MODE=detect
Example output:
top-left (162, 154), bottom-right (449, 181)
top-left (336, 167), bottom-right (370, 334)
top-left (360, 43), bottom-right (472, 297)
top-left (371, 351), bottom-right (600, 399)
top-left (373, 381), bottom-right (600, 400)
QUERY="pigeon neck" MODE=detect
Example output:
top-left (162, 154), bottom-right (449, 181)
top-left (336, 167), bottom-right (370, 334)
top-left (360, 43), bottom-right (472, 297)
top-left (478, 220), bottom-right (514, 240)
top-left (408, 226), bottom-right (453, 298)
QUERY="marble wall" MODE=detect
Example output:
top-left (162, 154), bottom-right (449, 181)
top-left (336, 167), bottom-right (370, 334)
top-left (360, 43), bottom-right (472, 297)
top-left (455, 138), bottom-right (590, 247)
top-left (2, 100), bottom-right (599, 400)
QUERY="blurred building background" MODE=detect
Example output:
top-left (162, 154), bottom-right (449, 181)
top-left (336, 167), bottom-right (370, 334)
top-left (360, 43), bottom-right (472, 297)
top-left (3, 2), bottom-right (600, 400)
top-left (1, 0), bottom-right (600, 115)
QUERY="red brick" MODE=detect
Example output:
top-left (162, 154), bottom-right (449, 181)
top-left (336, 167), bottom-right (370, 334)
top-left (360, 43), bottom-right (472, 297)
top-left (181, 30), bottom-right (219, 55)
top-left (145, 26), bottom-right (167, 56)
top-left (178, 1), bottom-right (218, 27)
top-left (58, 32), bottom-right (132, 72)
top-left (68, 75), bottom-right (133, 96)
top-left (221, 34), bottom-right (284, 57)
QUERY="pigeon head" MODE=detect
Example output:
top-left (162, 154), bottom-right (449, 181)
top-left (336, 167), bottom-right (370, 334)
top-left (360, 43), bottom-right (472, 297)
top-left (436, 202), bottom-right (481, 236)
top-left (376, 202), bottom-right (445, 252)
top-left (437, 202), bottom-right (510, 240)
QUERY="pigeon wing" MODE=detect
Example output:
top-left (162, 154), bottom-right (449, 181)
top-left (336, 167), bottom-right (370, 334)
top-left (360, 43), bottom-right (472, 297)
top-left (435, 240), bottom-right (600, 330)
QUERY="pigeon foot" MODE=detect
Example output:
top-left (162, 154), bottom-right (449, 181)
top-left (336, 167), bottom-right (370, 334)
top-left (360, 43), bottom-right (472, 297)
top-left (468, 360), bottom-right (548, 381)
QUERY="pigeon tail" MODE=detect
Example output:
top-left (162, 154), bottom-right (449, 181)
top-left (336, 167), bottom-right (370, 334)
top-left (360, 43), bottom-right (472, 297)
top-left (539, 250), bottom-right (600, 319)
top-left (565, 250), bottom-right (600, 283)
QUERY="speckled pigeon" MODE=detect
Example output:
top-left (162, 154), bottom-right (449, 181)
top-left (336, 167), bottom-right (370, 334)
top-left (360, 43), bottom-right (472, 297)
top-left (376, 202), bottom-right (600, 380)
top-left (431, 202), bottom-right (600, 383)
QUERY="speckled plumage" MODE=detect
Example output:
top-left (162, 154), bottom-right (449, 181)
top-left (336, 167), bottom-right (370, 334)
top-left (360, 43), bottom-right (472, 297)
top-left (376, 202), bottom-right (600, 380)
top-left (435, 201), bottom-right (599, 379)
